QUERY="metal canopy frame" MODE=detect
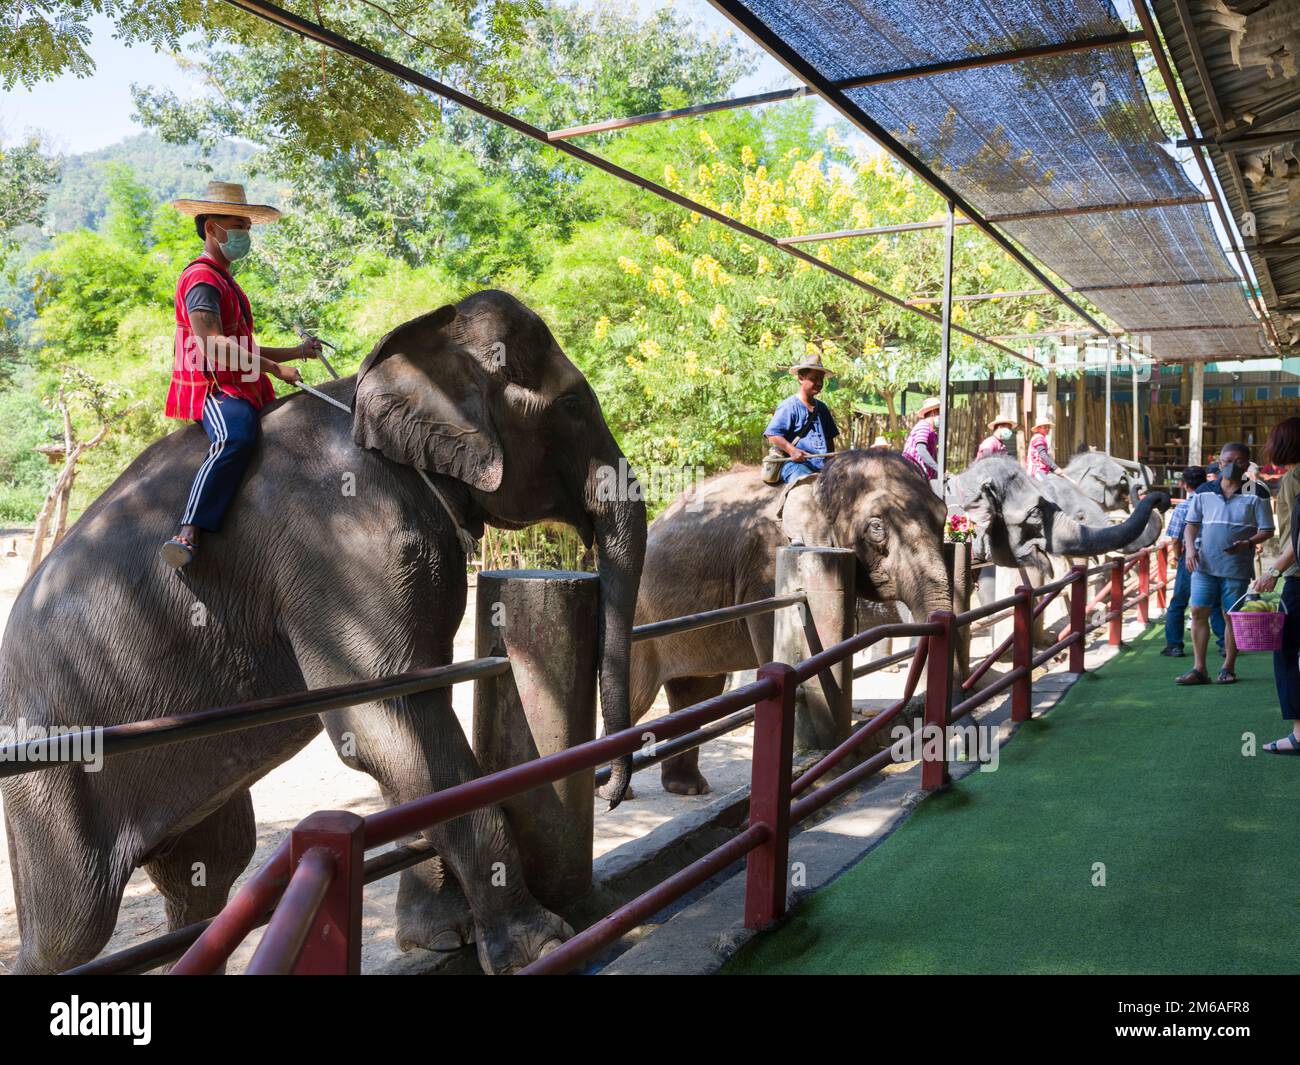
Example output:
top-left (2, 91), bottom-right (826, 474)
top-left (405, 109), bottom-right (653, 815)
top-left (217, 0), bottom-right (1043, 368)
top-left (1133, 0), bottom-right (1281, 354)
top-left (705, 0), bottom-right (1134, 353)
top-left (548, 31), bottom-right (1143, 141)
top-left (777, 195), bottom-right (1213, 245)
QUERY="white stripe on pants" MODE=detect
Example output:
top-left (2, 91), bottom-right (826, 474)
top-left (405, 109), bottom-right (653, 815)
top-left (180, 393), bottom-right (230, 527)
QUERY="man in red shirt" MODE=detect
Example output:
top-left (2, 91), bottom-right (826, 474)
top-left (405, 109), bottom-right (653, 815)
top-left (162, 181), bottom-right (321, 568)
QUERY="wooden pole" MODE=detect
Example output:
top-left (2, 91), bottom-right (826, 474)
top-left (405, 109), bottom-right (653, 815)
top-left (473, 569), bottom-right (599, 909)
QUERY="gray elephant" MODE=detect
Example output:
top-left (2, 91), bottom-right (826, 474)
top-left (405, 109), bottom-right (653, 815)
top-left (622, 450), bottom-right (950, 797)
top-left (1063, 450), bottom-right (1153, 511)
top-left (947, 457), bottom-right (1168, 580)
top-left (1040, 471), bottom-right (1163, 552)
top-left (0, 291), bottom-right (646, 974)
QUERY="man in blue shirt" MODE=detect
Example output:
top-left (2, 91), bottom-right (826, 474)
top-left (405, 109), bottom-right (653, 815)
top-left (1194, 442), bottom-right (1271, 655)
top-left (1161, 465), bottom-right (1207, 656)
top-left (1195, 442), bottom-right (1271, 503)
top-left (1177, 457), bottom-right (1275, 685)
top-left (764, 353), bottom-right (839, 485)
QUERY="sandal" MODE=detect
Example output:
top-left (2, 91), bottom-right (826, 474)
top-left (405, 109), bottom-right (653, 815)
top-left (161, 535), bottom-right (197, 569)
top-left (1175, 668), bottom-right (1210, 685)
top-left (1216, 668), bottom-right (1236, 685)
top-left (1264, 734), bottom-right (1300, 755)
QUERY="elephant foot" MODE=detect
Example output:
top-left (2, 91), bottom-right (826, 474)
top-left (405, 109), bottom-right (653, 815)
top-left (475, 905), bottom-right (573, 975)
top-left (660, 760), bottom-right (711, 796)
top-left (394, 866), bottom-right (475, 954)
top-left (596, 780), bottom-right (636, 802)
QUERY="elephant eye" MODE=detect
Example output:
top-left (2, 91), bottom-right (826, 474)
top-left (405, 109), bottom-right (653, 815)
top-left (866, 516), bottom-right (886, 542)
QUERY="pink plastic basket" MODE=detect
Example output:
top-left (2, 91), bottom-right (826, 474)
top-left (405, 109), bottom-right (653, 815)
top-left (1227, 595), bottom-right (1286, 653)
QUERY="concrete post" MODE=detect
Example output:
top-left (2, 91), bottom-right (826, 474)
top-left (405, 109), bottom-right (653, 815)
top-left (774, 546), bottom-right (855, 752)
top-left (473, 569), bottom-right (599, 910)
top-left (1132, 359), bottom-right (1141, 464)
top-left (1189, 362), bottom-right (1205, 465)
top-left (1105, 340), bottom-right (1113, 455)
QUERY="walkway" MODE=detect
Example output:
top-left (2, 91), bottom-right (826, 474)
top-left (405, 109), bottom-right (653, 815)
top-left (724, 625), bottom-right (1299, 975)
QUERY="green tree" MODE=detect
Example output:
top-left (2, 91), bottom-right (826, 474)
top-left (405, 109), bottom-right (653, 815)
top-left (0, 132), bottom-right (60, 377)
top-left (5, 1), bottom-right (543, 160)
top-left (531, 104), bottom-right (1074, 476)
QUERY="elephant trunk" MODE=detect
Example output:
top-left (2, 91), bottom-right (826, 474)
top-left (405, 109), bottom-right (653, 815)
top-left (587, 455), bottom-right (647, 810)
top-left (1050, 491), bottom-right (1168, 557)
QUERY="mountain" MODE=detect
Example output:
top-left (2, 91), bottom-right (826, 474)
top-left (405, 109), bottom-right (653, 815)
top-left (43, 133), bottom-right (272, 235)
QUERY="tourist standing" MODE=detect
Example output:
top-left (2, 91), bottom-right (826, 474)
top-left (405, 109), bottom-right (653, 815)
top-left (1250, 418), bottom-right (1300, 753)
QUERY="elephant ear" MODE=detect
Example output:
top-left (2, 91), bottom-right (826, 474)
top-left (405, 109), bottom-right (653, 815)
top-left (352, 305), bottom-right (503, 492)
top-left (958, 478), bottom-right (1000, 527)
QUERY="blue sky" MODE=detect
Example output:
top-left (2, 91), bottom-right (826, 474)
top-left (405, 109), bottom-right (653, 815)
top-left (0, 3), bottom-right (797, 154)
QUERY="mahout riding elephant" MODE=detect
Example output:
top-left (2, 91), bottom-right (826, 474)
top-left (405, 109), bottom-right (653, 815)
top-left (0, 290), bottom-right (646, 974)
top-left (947, 456), bottom-right (1168, 581)
top-left (619, 449), bottom-right (951, 798)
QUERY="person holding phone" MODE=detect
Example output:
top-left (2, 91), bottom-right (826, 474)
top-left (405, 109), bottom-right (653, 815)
top-left (1177, 457), bottom-right (1274, 685)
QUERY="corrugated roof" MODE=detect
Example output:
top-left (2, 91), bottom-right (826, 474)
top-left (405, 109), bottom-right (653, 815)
top-left (1152, 0), bottom-right (1300, 356)
top-left (722, 0), bottom-right (1269, 360)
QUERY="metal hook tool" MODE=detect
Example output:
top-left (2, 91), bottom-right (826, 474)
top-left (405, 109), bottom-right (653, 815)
top-left (295, 325), bottom-right (342, 380)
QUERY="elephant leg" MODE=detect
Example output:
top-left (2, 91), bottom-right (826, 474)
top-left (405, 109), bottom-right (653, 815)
top-left (659, 674), bottom-right (727, 795)
top-left (142, 788), bottom-right (256, 972)
top-left (374, 780), bottom-right (475, 955)
top-left (4, 787), bottom-right (133, 975)
top-left (321, 691), bottom-right (570, 976)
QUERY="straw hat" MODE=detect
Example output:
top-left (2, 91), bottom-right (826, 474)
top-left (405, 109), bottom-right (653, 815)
top-left (788, 353), bottom-right (834, 378)
top-left (916, 396), bottom-right (941, 417)
top-left (172, 180), bottom-right (282, 223)
top-left (1030, 415), bottom-right (1055, 431)
top-left (988, 415), bottom-right (1015, 431)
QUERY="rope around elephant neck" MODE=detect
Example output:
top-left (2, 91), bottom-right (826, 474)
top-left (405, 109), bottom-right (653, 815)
top-left (416, 468), bottom-right (478, 559)
top-left (291, 381), bottom-right (477, 559)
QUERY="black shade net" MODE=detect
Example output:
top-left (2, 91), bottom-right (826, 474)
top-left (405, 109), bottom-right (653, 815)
top-left (734, 0), bottom-right (1268, 359)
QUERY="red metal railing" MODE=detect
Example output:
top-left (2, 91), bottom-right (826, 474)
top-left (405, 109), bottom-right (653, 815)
top-left (156, 542), bottom-right (1169, 976)
top-left (53, 541), bottom-right (1169, 975)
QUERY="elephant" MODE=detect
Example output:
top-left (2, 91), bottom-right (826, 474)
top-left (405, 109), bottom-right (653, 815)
top-left (946, 456), bottom-right (1168, 581)
top-left (1040, 470), bottom-right (1163, 552)
top-left (1063, 450), bottom-right (1153, 512)
top-left (619, 449), bottom-right (950, 798)
top-left (0, 290), bottom-right (647, 975)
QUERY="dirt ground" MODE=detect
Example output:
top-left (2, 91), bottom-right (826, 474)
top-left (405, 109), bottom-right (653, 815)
top-left (0, 529), bottom-right (917, 974)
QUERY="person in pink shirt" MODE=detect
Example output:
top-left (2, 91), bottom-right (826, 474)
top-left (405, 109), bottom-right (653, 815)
top-left (902, 396), bottom-right (941, 480)
top-left (1026, 416), bottom-right (1064, 480)
top-left (976, 416), bottom-right (1016, 460)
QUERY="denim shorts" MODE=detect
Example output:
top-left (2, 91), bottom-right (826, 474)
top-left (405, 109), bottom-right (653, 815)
top-left (1188, 571), bottom-right (1250, 614)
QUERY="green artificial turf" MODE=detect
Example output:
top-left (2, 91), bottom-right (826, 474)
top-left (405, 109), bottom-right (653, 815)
top-left (724, 626), bottom-right (1300, 975)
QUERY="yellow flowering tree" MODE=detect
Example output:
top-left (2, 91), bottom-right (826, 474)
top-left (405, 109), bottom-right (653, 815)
top-left (532, 104), bottom-right (1072, 475)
